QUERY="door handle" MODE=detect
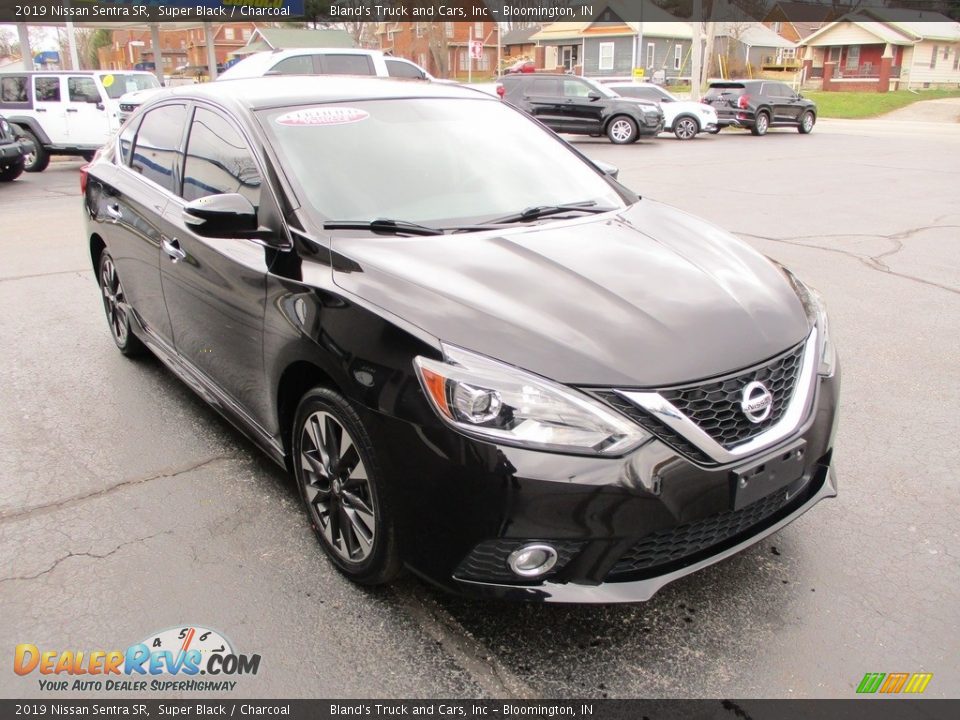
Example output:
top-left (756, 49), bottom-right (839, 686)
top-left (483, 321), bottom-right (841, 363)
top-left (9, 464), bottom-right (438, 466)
top-left (66, 108), bottom-right (79, 113)
top-left (161, 236), bottom-right (186, 263)
top-left (105, 203), bottom-right (122, 220)
top-left (36, 108), bottom-right (46, 112)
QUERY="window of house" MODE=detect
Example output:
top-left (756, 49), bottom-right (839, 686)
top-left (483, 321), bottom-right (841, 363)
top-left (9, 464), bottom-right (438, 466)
top-left (131, 104), bottom-right (187, 194)
top-left (828, 46), bottom-right (841, 62)
top-left (34, 77), bottom-right (61, 102)
top-left (242, 29), bottom-right (251, 40)
top-left (68, 76), bottom-right (99, 103)
top-left (418, 53), bottom-right (427, 70)
top-left (944, 46), bottom-right (950, 59)
top-left (224, 28), bottom-right (234, 40)
top-left (415, 23), bottom-right (423, 39)
top-left (953, 45), bottom-right (959, 70)
top-left (673, 44), bottom-right (682, 71)
top-left (646, 43), bottom-right (655, 68)
top-left (599, 42), bottom-right (615, 71)
top-left (846, 45), bottom-right (860, 69)
top-left (445, 23), bottom-right (454, 39)
top-left (1, 75), bottom-right (28, 103)
top-left (931, 45), bottom-right (938, 69)
top-left (182, 107), bottom-right (261, 207)
top-left (474, 23), bottom-right (484, 40)
top-left (458, 50), bottom-right (468, 71)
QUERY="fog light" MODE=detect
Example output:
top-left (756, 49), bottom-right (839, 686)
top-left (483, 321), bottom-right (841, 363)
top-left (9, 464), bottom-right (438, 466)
top-left (507, 544), bottom-right (558, 578)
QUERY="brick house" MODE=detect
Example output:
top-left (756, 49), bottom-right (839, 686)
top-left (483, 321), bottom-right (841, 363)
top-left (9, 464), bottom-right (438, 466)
top-left (97, 24), bottom-right (257, 73)
top-left (376, 21), bottom-right (499, 79)
top-left (801, 11), bottom-right (960, 91)
top-left (763, 1), bottom-right (837, 45)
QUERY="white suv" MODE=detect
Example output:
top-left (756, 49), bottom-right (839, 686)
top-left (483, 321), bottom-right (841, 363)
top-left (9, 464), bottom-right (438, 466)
top-left (0, 70), bottom-right (159, 171)
top-left (117, 49), bottom-right (438, 124)
top-left (605, 82), bottom-right (719, 140)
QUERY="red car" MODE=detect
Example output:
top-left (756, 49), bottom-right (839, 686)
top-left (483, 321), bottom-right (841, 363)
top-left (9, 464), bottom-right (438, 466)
top-left (504, 60), bottom-right (535, 75)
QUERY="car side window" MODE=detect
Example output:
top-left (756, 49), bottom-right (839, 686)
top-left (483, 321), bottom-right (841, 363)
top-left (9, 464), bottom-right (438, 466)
top-left (320, 55), bottom-right (375, 75)
top-left (68, 77), bottom-right (100, 103)
top-left (269, 55), bottom-right (316, 75)
top-left (777, 83), bottom-right (797, 98)
top-left (118, 121), bottom-right (137, 167)
top-left (1, 76), bottom-right (28, 103)
top-left (386, 59), bottom-right (425, 79)
top-left (562, 80), bottom-right (592, 98)
top-left (528, 78), bottom-right (560, 96)
top-left (182, 107), bottom-right (261, 208)
top-left (34, 77), bottom-right (61, 102)
top-left (131, 104), bottom-right (187, 194)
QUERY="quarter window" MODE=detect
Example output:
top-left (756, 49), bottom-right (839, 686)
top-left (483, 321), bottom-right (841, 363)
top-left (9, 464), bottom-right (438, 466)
top-left (599, 42), bottom-right (615, 71)
top-left (131, 104), bottom-right (187, 194)
top-left (118, 121), bottom-right (137, 167)
top-left (386, 59), bottom-right (425, 79)
top-left (270, 55), bottom-right (315, 75)
top-left (68, 76), bottom-right (99, 103)
top-left (321, 55), bottom-right (374, 75)
top-left (182, 107), bottom-right (261, 207)
top-left (0, 75), bottom-right (27, 102)
top-left (34, 77), bottom-right (61, 102)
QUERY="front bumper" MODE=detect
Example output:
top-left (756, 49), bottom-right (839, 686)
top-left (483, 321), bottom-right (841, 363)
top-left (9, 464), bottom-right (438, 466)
top-left (0, 138), bottom-right (33, 163)
top-left (367, 365), bottom-right (840, 603)
top-left (638, 117), bottom-right (665, 136)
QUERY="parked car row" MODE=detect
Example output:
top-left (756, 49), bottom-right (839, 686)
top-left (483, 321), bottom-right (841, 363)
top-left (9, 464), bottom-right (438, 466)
top-left (0, 113), bottom-right (35, 181)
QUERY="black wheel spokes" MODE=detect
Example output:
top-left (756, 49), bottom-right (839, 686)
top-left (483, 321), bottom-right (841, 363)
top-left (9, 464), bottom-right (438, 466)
top-left (300, 410), bottom-right (375, 564)
top-left (101, 258), bottom-right (127, 344)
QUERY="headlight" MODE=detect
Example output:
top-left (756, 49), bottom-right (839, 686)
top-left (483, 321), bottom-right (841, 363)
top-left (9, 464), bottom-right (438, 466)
top-left (780, 267), bottom-right (836, 377)
top-left (414, 345), bottom-right (650, 456)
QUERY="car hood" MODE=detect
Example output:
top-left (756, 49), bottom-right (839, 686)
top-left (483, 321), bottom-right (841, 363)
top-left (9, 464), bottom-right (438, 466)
top-left (118, 87), bottom-right (165, 104)
top-left (330, 200), bottom-right (810, 386)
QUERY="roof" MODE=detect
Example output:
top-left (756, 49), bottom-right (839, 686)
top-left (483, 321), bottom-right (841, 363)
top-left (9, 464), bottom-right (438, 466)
top-left (861, 8), bottom-right (960, 41)
top-left (802, 19), bottom-right (919, 46)
top-left (163, 76), bottom-right (492, 112)
top-left (715, 21), bottom-right (796, 48)
top-left (250, 28), bottom-right (356, 52)
top-left (502, 26), bottom-right (540, 46)
top-left (530, 22), bottom-right (590, 43)
top-left (765, 2), bottom-right (834, 23)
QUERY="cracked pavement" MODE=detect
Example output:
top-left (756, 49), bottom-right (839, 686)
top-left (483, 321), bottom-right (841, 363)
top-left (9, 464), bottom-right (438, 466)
top-left (1, 117), bottom-right (958, 699)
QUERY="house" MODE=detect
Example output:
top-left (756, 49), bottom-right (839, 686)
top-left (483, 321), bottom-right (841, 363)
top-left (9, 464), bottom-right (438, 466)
top-left (376, 22), bottom-right (499, 79)
top-left (532, 2), bottom-right (694, 81)
top-left (231, 28), bottom-right (355, 60)
top-left (98, 24), bottom-right (258, 72)
top-left (501, 26), bottom-right (540, 61)
top-left (713, 22), bottom-right (798, 74)
top-left (763, 1), bottom-right (837, 44)
top-left (801, 11), bottom-right (960, 91)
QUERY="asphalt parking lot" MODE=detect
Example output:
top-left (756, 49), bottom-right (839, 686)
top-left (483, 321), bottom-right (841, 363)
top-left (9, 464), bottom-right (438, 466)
top-left (1, 117), bottom-right (958, 699)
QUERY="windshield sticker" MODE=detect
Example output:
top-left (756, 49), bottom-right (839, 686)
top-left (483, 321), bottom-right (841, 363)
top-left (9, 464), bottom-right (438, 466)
top-left (102, 74), bottom-right (115, 88)
top-left (275, 107), bottom-right (369, 127)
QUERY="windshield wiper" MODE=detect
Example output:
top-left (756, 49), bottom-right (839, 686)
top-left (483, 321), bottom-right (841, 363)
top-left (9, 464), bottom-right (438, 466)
top-left (485, 202), bottom-right (616, 225)
top-left (324, 219), bottom-right (444, 236)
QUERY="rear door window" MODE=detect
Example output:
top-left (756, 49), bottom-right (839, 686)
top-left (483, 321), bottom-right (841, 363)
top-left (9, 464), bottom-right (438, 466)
top-left (131, 104), bottom-right (187, 194)
top-left (68, 76), bottom-right (100, 103)
top-left (269, 55), bottom-right (317, 76)
top-left (528, 78), bottom-right (561, 96)
top-left (319, 54), bottom-right (375, 75)
top-left (182, 107), bottom-right (261, 207)
top-left (34, 76), bottom-right (61, 102)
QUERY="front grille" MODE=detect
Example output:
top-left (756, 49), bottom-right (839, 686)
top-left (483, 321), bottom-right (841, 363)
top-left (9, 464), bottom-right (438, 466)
top-left (120, 104), bottom-right (136, 113)
top-left (594, 341), bottom-right (806, 464)
top-left (455, 539), bottom-right (585, 583)
top-left (607, 488), bottom-right (790, 578)
top-left (660, 342), bottom-right (805, 449)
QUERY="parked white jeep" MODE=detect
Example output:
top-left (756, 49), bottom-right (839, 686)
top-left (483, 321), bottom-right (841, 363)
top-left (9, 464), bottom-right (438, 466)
top-left (0, 70), bottom-right (159, 171)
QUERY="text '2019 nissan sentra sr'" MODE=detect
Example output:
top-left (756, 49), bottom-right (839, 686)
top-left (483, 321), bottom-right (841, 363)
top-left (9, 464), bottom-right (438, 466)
top-left (83, 77), bottom-right (839, 602)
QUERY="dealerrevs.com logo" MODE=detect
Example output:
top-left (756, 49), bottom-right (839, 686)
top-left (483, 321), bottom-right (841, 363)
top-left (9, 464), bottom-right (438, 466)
top-left (14, 626), bottom-right (261, 692)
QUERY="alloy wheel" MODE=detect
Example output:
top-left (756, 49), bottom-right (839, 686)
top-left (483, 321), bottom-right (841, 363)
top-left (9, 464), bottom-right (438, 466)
top-left (756, 114), bottom-right (768, 134)
top-left (300, 411), bottom-right (376, 564)
top-left (100, 256), bottom-right (128, 346)
top-left (610, 119), bottom-right (634, 143)
top-left (23, 148), bottom-right (36, 167)
top-left (675, 117), bottom-right (697, 140)
top-left (802, 113), bottom-right (814, 132)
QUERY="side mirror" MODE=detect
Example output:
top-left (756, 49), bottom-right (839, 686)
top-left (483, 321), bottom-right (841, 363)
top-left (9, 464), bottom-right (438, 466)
top-left (796, 93), bottom-right (804, 99)
top-left (588, 91), bottom-right (602, 101)
top-left (183, 193), bottom-right (258, 238)
top-left (593, 160), bottom-right (619, 179)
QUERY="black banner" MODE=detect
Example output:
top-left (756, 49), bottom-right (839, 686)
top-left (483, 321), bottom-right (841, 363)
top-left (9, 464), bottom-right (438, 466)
top-left (2, 700), bottom-right (960, 720)
top-left (0, 0), bottom-right (955, 24)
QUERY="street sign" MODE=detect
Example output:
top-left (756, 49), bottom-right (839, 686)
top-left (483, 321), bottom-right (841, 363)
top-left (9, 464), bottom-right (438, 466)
top-left (470, 40), bottom-right (483, 61)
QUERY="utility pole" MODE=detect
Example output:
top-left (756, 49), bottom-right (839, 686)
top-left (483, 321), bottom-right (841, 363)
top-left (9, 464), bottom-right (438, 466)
top-left (468, 27), bottom-right (472, 84)
top-left (691, 0), bottom-right (702, 100)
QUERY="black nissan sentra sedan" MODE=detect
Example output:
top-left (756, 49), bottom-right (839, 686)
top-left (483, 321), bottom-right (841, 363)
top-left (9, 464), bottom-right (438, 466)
top-left (83, 77), bottom-right (839, 602)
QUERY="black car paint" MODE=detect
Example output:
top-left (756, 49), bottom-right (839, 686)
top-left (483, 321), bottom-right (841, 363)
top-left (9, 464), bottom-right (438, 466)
top-left (500, 74), bottom-right (664, 139)
top-left (705, 79), bottom-right (817, 131)
top-left (0, 114), bottom-right (34, 177)
top-left (84, 78), bottom-right (838, 602)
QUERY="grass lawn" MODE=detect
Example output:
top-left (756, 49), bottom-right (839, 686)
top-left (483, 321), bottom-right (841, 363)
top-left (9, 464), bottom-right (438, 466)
top-left (804, 89), bottom-right (960, 118)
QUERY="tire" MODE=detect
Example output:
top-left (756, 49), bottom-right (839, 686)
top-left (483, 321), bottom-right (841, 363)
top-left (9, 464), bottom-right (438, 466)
top-left (798, 111), bottom-right (815, 134)
top-left (0, 159), bottom-right (24, 182)
top-left (751, 111), bottom-right (770, 136)
top-left (19, 129), bottom-right (50, 172)
top-left (97, 251), bottom-right (145, 356)
top-left (673, 115), bottom-right (699, 140)
top-left (708, 127), bottom-right (721, 135)
top-left (82, 151), bottom-right (96, 162)
top-left (293, 387), bottom-right (402, 586)
top-left (606, 115), bottom-right (638, 145)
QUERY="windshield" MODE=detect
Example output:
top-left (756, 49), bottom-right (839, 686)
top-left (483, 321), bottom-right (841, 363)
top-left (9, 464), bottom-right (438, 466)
top-left (98, 73), bottom-right (160, 99)
top-left (581, 77), bottom-right (619, 99)
top-left (260, 98), bottom-right (626, 227)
